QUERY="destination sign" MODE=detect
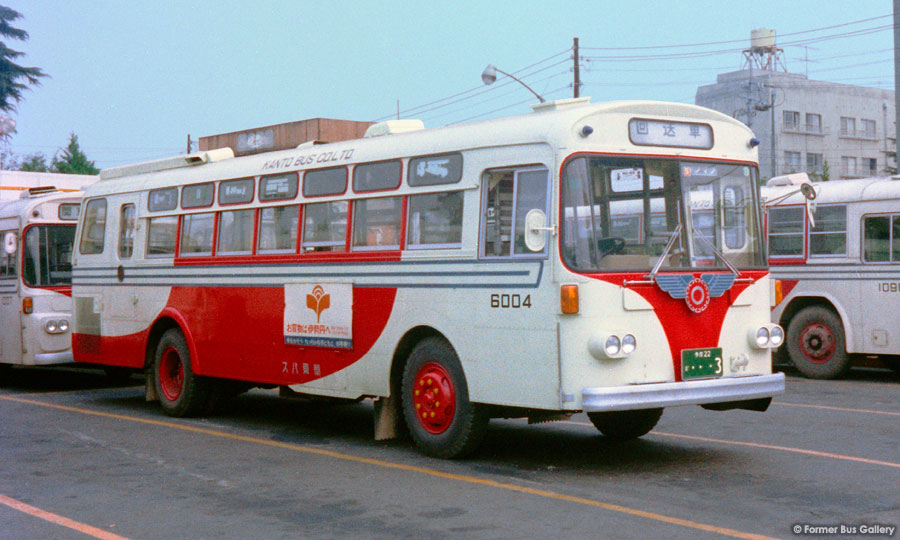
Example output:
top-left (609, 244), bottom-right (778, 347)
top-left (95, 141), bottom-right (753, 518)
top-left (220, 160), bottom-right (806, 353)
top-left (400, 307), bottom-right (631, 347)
top-left (629, 118), bottom-right (713, 150)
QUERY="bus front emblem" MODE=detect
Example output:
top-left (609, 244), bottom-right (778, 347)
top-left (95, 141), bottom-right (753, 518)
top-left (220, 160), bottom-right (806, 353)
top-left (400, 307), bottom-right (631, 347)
top-left (655, 274), bottom-right (736, 314)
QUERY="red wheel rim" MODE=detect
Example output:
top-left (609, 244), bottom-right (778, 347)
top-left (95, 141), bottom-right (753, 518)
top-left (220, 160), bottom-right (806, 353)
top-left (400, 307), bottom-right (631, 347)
top-left (159, 347), bottom-right (184, 401)
top-left (798, 323), bottom-right (836, 364)
top-left (412, 362), bottom-right (456, 434)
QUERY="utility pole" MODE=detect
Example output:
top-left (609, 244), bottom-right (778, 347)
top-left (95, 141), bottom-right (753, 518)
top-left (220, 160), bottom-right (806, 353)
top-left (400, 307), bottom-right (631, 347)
top-left (770, 91), bottom-right (776, 178)
top-left (186, 134), bottom-right (192, 154)
top-left (573, 37), bottom-right (580, 98)
top-left (894, 0), bottom-right (899, 171)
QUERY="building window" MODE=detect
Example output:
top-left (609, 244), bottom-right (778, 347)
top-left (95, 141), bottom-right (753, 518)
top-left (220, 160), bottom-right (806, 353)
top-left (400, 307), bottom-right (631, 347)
top-left (809, 205), bottom-right (847, 257)
top-left (866, 158), bottom-right (878, 175)
top-left (805, 113), bottom-right (822, 134)
top-left (840, 117), bottom-right (856, 137)
top-left (783, 110), bottom-right (800, 131)
top-left (783, 151), bottom-right (801, 172)
top-left (841, 156), bottom-right (857, 177)
top-left (807, 153), bottom-right (823, 174)
top-left (862, 119), bottom-right (876, 138)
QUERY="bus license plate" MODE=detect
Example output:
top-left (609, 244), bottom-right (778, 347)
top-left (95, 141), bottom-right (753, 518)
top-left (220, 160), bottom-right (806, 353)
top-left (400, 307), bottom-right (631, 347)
top-left (681, 348), bottom-right (723, 380)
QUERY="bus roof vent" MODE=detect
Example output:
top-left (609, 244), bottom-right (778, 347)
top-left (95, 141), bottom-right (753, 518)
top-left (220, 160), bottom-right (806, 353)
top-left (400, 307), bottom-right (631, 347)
top-left (766, 172), bottom-right (810, 187)
top-left (100, 147), bottom-right (235, 180)
top-left (20, 186), bottom-right (58, 199)
top-left (531, 96), bottom-right (592, 113)
top-left (364, 119), bottom-right (425, 137)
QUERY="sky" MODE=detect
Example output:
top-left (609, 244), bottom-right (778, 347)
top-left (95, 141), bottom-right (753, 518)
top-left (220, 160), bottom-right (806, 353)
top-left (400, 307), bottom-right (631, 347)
top-left (2, 1), bottom-right (895, 170)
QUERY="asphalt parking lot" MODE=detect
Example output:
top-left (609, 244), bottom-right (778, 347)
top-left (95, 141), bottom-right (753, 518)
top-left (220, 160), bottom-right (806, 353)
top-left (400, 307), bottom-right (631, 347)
top-left (1, 365), bottom-right (898, 540)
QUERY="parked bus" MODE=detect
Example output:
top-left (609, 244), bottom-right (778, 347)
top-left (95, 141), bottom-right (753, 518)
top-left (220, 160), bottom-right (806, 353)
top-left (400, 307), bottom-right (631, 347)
top-left (0, 170), bottom-right (96, 203)
top-left (72, 98), bottom-right (784, 458)
top-left (764, 174), bottom-right (900, 379)
top-left (0, 187), bottom-right (86, 371)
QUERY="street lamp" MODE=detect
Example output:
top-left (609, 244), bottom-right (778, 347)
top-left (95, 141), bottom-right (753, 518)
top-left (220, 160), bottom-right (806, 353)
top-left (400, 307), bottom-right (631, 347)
top-left (481, 64), bottom-right (545, 103)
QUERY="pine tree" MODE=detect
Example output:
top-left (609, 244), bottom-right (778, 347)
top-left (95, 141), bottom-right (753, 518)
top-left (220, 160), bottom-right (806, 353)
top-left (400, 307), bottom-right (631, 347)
top-left (0, 5), bottom-right (47, 112)
top-left (19, 152), bottom-right (47, 171)
top-left (52, 133), bottom-right (99, 175)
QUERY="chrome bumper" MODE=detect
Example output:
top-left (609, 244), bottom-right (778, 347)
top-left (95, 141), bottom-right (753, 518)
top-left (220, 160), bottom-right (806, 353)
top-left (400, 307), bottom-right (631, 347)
top-left (33, 351), bottom-right (74, 365)
top-left (582, 373), bottom-right (785, 412)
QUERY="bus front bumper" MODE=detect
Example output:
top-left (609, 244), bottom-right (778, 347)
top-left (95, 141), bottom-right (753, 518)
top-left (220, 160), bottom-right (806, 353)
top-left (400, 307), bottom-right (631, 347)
top-left (33, 352), bottom-right (74, 365)
top-left (581, 373), bottom-right (785, 412)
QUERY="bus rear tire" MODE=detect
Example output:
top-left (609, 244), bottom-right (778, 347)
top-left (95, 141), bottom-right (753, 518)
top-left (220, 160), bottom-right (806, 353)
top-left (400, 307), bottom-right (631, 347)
top-left (401, 337), bottom-right (489, 459)
top-left (587, 408), bottom-right (663, 441)
top-left (154, 329), bottom-right (213, 417)
top-left (786, 306), bottom-right (850, 379)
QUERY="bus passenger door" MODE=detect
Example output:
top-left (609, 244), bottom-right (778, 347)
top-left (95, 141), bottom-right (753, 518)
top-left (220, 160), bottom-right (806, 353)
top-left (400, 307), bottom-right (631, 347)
top-left (0, 229), bottom-right (23, 364)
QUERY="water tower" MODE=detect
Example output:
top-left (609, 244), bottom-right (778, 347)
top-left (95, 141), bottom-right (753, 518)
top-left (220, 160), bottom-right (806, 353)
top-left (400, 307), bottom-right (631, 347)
top-left (742, 28), bottom-right (785, 71)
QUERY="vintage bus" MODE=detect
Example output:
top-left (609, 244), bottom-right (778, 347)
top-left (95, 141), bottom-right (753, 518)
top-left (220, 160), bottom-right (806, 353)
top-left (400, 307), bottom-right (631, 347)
top-left (765, 174), bottom-right (900, 379)
top-left (0, 187), bottom-right (86, 371)
top-left (72, 98), bottom-right (785, 458)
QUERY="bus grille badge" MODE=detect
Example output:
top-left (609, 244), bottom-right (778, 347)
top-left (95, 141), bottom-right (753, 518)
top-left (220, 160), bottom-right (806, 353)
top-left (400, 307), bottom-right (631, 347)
top-left (655, 274), bottom-right (736, 314)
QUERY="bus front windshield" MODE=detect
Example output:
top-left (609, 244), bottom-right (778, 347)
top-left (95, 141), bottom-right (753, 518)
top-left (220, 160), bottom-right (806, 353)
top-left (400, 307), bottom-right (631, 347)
top-left (24, 225), bottom-right (76, 287)
top-left (561, 156), bottom-right (764, 273)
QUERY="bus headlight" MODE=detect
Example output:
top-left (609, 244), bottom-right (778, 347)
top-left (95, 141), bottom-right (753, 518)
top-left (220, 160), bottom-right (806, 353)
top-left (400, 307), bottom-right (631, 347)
top-left (588, 333), bottom-right (638, 359)
top-left (605, 335), bottom-right (621, 356)
top-left (769, 325), bottom-right (784, 348)
top-left (58, 319), bottom-right (70, 333)
top-left (749, 326), bottom-right (770, 349)
top-left (44, 320), bottom-right (58, 333)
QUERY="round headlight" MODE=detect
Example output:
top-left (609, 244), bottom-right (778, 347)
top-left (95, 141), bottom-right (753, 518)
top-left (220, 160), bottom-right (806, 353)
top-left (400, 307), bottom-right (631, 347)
top-left (45, 320), bottom-right (58, 333)
top-left (622, 334), bottom-right (637, 355)
top-left (58, 319), bottom-right (70, 333)
top-left (755, 327), bottom-right (770, 348)
top-left (769, 325), bottom-right (784, 348)
top-left (605, 335), bottom-right (621, 356)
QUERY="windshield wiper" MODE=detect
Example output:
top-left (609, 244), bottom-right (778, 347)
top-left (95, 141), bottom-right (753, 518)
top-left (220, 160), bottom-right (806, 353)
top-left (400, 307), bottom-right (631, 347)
top-left (691, 227), bottom-right (746, 281)
top-left (646, 223), bottom-right (682, 284)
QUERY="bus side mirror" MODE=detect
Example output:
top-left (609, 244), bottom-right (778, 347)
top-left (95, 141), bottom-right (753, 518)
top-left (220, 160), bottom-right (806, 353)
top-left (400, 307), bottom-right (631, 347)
top-left (4, 231), bottom-right (16, 255)
top-left (801, 182), bottom-right (818, 228)
top-left (524, 209), bottom-right (554, 252)
top-left (800, 182), bottom-right (817, 201)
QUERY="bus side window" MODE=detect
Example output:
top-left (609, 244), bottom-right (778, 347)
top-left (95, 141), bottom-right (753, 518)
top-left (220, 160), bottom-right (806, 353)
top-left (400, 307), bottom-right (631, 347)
top-left (79, 198), bottom-right (107, 255)
top-left (118, 204), bottom-right (135, 259)
top-left (480, 167), bottom-right (550, 258)
top-left (352, 196), bottom-right (402, 250)
top-left (302, 201), bottom-right (348, 252)
top-left (147, 216), bottom-right (177, 257)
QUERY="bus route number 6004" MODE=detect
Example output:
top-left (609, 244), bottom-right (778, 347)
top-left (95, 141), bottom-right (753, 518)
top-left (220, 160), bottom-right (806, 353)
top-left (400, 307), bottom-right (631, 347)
top-left (490, 293), bottom-right (531, 309)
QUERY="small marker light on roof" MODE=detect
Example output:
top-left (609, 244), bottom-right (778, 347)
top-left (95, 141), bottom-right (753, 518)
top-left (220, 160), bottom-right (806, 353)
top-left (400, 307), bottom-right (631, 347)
top-left (749, 137), bottom-right (760, 148)
top-left (581, 125), bottom-right (594, 137)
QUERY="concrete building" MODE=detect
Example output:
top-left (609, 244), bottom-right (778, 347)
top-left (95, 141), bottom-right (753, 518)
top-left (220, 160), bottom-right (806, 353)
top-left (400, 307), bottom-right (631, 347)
top-left (695, 31), bottom-right (895, 181)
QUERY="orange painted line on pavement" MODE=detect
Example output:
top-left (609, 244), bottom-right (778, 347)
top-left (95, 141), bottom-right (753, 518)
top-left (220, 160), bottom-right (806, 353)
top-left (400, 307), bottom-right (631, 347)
top-left (0, 394), bottom-right (779, 540)
top-left (772, 401), bottom-right (900, 417)
top-left (0, 493), bottom-right (135, 540)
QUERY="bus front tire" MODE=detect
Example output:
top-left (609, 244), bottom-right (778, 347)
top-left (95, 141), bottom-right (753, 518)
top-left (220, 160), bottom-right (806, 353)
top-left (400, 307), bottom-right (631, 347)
top-left (401, 338), bottom-right (489, 459)
top-left (154, 329), bottom-right (213, 417)
top-left (587, 408), bottom-right (663, 441)
top-left (786, 306), bottom-right (850, 379)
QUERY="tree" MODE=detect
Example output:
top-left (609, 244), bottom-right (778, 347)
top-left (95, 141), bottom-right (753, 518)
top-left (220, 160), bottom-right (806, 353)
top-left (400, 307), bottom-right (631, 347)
top-left (19, 152), bottom-right (47, 171)
top-left (52, 133), bottom-right (99, 175)
top-left (0, 5), bottom-right (47, 113)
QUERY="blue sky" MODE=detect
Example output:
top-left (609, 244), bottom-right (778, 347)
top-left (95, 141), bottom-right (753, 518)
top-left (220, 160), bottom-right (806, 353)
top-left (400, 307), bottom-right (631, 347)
top-left (3, 1), bottom-right (894, 169)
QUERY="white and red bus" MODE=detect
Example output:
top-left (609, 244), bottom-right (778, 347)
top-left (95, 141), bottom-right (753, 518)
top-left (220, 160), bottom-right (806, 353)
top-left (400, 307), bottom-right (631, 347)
top-left (72, 98), bottom-right (784, 457)
top-left (765, 174), bottom-right (900, 379)
top-left (0, 187), bottom-right (87, 371)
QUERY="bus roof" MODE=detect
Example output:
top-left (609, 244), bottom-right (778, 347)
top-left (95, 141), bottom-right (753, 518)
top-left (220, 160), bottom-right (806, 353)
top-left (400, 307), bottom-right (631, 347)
top-left (763, 176), bottom-right (900, 206)
top-left (88, 99), bottom-right (755, 197)
top-left (0, 189), bottom-right (84, 221)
